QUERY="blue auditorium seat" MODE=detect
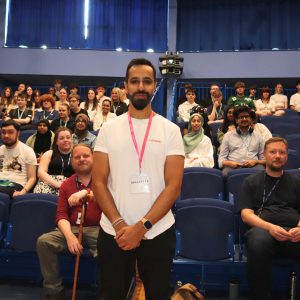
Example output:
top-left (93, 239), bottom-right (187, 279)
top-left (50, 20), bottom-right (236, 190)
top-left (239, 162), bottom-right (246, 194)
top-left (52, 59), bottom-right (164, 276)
top-left (180, 167), bottom-right (224, 201)
top-left (284, 149), bottom-right (300, 170)
top-left (270, 123), bottom-right (300, 138)
top-left (0, 193), bottom-right (10, 242)
top-left (19, 130), bottom-right (37, 143)
top-left (173, 199), bottom-right (235, 291)
top-left (260, 115), bottom-right (282, 131)
top-left (285, 134), bottom-right (300, 151)
top-left (4, 194), bottom-right (57, 251)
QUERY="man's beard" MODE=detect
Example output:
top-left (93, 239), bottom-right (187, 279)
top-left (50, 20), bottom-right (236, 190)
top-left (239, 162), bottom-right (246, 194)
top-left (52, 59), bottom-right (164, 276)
top-left (2, 138), bottom-right (18, 147)
top-left (129, 92), bottom-right (152, 110)
top-left (268, 161), bottom-right (284, 172)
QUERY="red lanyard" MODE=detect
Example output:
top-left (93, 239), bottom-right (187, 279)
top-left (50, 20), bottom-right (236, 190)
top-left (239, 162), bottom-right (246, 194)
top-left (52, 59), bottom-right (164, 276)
top-left (128, 111), bottom-right (153, 174)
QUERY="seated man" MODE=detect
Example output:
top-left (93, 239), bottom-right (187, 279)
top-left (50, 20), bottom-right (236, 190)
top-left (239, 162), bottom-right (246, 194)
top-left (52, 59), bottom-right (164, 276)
top-left (289, 80), bottom-right (300, 112)
top-left (177, 88), bottom-right (198, 125)
top-left (201, 83), bottom-right (220, 108)
top-left (68, 94), bottom-right (88, 120)
top-left (227, 81), bottom-right (256, 110)
top-left (5, 93), bottom-right (33, 130)
top-left (72, 113), bottom-right (96, 150)
top-left (240, 137), bottom-right (300, 300)
top-left (207, 90), bottom-right (227, 124)
top-left (37, 144), bottom-right (101, 299)
top-left (0, 120), bottom-right (37, 197)
top-left (218, 106), bottom-right (265, 176)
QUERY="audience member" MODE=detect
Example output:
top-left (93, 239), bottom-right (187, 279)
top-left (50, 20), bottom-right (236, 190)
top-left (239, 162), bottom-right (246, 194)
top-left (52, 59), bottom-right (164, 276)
top-left (37, 144), bottom-right (101, 300)
top-left (26, 119), bottom-right (55, 163)
top-left (5, 93), bottom-right (32, 130)
top-left (177, 88), bottom-right (198, 126)
top-left (72, 113), bottom-right (96, 150)
top-left (217, 106), bottom-right (236, 152)
top-left (176, 83), bottom-right (193, 109)
top-left (207, 90), bottom-right (227, 124)
top-left (289, 80), bottom-right (300, 112)
top-left (95, 83), bottom-right (110, 106)
top-left (218, 106), bottom-right (265, 176)
top-left (80, 88), bottom-right (98, 122)
top-left (54, 88), bottom-right (69, 110)
top-left (93, 99), bottom-right (116, 131)
top-left (240, 137), bottom-right (300, 300)
top-left (110, 87), bottom-right (128, 116)
top-left (26, 86), bottom-right (34, 109)
top-left (69, 94), bottom-right (88, 120)
top-left (50, 103), bottom-right (75, 133)
top-left (34, 128), bottom-right (74, 195)
top-left (248, 85), bottom-right (258, 101)
top-left (119, 84), bottom-right (130, 106)
top-left (17, 82), bottom-right (26, 94)
top-left (255, 87), bottom-right (275, 116)
top-left (53, 79), bottom-right (62, 100)
top-left (7, 91), bottom-right (18, 113)
top-left (270, 83), bottom-right (287, 116)
top-left (0, 120), bottom-right (37, 197)
top-left (249, 110), bottom-right (272, 143)
top-left (32, 94), bottom-right (59, 126)
top-left (227, 81), bottom-right (256, 110)
top-left (0, 87), bottom-right (12, 119)
top-left (202, 83), bottom-right (220, 108)
top-left (48, 87), bottom-right (58, 101)
top-left (183, 113), bottom-right (214, 168)
top-left (69, 83), bottom-right (79, 96)
top-left (32, 89), bottom-right (42, 112)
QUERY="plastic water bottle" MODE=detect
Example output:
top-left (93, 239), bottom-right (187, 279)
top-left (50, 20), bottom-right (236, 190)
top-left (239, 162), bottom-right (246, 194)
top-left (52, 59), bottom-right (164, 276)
top-left (290, 272), bottom-right (297, 300)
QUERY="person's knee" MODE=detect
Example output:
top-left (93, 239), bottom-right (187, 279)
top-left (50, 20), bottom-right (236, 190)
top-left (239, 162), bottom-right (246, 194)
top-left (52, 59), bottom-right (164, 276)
top-left (36, 233), bottom-right (50, 253)
top-left (246, 227), bottom-right (274, 257)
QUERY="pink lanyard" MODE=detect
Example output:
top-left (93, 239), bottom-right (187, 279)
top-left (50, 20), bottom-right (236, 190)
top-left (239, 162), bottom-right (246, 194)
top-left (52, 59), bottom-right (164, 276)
top-left (128, 111), bottom-right (153, 174)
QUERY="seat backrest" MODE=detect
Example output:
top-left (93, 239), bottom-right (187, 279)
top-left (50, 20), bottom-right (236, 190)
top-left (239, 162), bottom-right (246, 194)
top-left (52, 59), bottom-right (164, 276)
top-left (270, 123), bottom-right (300, 138)
top-left (175, 201), bottom-right (234, 261)
top-left (0, 192), bottom-right (10, 241)
top-left (285, 134), bottom-right (300, 151)
top-left (284, 149), bottom-right (300, 170)
top-left (226, 169), bottom-right (262, 212)
top-left (180, 167), bottom-right (224, 200)
top-left (5, 193), bottom-right (57, 251)
top-left (19, 130), bottom-right (37, 143)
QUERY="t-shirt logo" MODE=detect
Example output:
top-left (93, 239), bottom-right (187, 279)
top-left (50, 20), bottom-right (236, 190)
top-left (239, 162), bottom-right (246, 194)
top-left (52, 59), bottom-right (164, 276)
top-left (7, 156), bottom-right (22, 173)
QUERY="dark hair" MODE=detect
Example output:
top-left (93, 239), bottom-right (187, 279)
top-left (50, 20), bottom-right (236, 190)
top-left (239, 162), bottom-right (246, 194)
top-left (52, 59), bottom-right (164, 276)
top-left (102, 99), bottom-right (111, 106)
top-left (18, 93), bottom-right (27, 100)
top-left (261, 86), bottom-right (270, 99)
top-left (1, 119), bottom-right (21, 131)
top-left (220, 106), bottom-right (235, 133)
top-left (234, 81), bottom-right (245, 89)
top-left (85, 88), bottom-right (98, 111)
top-left (54, 79), bottom-right (62, 84)
top-left (125, 58), bottom-right (156, 82)
top-left (96, 83), bottom-right (106, 90)
top-left (52, 127), bottom-right (73, 158)
top-left (233, 106), bottom-right (251, 120)
top-left (37, 119), bottom-right (50, 128)
top-left (190, 105), bottom-right (211, 139)
top-left (264, 137), bottom-right (288, 151)
top-left (296, 80), bottom-right (300, 86)
top-left (0, 86), bottom-right (13, 106)
top-left (185, 88), bottom-right (196, 95)
top-left (249, 85), bottom-right (257, 90)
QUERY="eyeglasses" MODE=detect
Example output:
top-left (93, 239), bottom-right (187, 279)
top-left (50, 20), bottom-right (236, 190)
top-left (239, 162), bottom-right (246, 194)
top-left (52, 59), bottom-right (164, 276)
top-left (238, 115), bottom-right (250, 120)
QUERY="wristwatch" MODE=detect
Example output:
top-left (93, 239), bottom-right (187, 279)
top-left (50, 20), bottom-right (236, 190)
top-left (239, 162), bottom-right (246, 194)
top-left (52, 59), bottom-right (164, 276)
top-left (141, 218), bottom-right (153, 230)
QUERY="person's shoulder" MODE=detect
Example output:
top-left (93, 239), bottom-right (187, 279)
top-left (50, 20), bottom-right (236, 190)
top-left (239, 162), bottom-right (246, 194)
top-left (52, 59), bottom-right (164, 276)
top-left (154, 114), bottom-right (179, 130)
top-left (61, 174), bottom-right (76, 187)
top-left (283, 172), bottom-right (300, 183)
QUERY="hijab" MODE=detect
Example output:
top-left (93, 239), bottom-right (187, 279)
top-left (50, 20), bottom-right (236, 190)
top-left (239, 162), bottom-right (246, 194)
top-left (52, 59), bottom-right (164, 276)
top-left (34, 119), bottom-right (52, 156)
top-left (183, 113), bottom-right (204, 154)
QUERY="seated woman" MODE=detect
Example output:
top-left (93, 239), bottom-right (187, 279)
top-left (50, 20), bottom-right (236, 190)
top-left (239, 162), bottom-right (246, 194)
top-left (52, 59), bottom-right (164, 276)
top-left (217, 106), bottom-right (236, 153)
top-left (50, 103), bottom-right (75, 133)
top-left (34, 128), bottom-right (74, 195)
top-left (54, 88), bottom-right (69, 110)
top-left (255, 87), bottom-right (275, 116)
top-left (80, 88), bottom-right (98, 122)
top-left (26, 119), bottom-right (55, 163)
top-left (93, 99), bottom-right (116, 131)
top-left (183, 113), bottom-right (214, 168)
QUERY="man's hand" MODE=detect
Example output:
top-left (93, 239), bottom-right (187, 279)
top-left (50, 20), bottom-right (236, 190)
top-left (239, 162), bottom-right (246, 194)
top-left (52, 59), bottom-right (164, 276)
top-left (268, 224), bottom-right (291, 241)
top-left (226, 161), bottom-right (244, 169)
top-left (68, 190), bottom-right (94, 207)
top-left (66, 234), bottom-right (83, 255)
top-left (115, 223), bottom-right (146, 251)
top-left (242, 160), bottom-right (257, 168)
top-left (288, 227), bottom-right (300, 242)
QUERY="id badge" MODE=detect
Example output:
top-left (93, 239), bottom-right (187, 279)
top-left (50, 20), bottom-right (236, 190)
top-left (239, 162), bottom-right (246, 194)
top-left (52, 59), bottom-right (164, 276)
top-left (76, 212), bottom-right (82, 225)
top-left (130, 173), bottom-right (151, 194)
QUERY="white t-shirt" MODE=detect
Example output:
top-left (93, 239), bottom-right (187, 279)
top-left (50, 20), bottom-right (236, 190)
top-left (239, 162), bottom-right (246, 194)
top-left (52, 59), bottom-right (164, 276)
top-left (270, 94), bottom-right (288, 110)
top-left (0, 141), bottom-right (37, 187)
top-left (94, 112), bottom-right (184, 239)
top-left (255, 99), bottom-right (275, 114)
top-left (93, 111), bottom-right (116, 131)
top-left (290, 93), bottom-right (300, 112)
top-left (178, 101), bottom-right (198, 122)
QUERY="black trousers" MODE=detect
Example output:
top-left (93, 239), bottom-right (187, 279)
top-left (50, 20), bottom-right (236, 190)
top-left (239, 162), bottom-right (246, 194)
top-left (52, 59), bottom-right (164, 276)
top-left (245, 227), bottom-right (300, 300)
top-left (97, 226), bottom-right (175, 300)
top-left (0, 182), bottom-right (23, 198)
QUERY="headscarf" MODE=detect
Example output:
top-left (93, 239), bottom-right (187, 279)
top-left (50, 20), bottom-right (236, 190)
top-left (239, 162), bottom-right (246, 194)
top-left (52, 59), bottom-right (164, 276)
top-left (183, 113), bottom-right (204, 154)
top-left (34, 119), bottom-right (52, 156)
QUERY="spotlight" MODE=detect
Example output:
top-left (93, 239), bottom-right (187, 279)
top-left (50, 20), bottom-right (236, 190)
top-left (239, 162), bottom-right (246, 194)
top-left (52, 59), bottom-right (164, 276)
top-left (159, 51), bottom-right (183, 77)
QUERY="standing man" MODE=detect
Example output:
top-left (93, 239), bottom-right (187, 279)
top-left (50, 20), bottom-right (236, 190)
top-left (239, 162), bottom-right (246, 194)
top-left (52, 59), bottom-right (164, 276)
top-left (92, 58), bottom-right (184, 300)
top-left (37, 144), bottom-right (101, 299)
top-left (240, 137), bottom-right (300, 300)
top-left (0, 120), bottom-right (37, 197)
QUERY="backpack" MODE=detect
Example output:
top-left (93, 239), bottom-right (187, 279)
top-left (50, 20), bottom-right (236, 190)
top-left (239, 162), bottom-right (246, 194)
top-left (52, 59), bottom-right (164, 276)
top-left (171, 283), bottom-right (205, 300)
